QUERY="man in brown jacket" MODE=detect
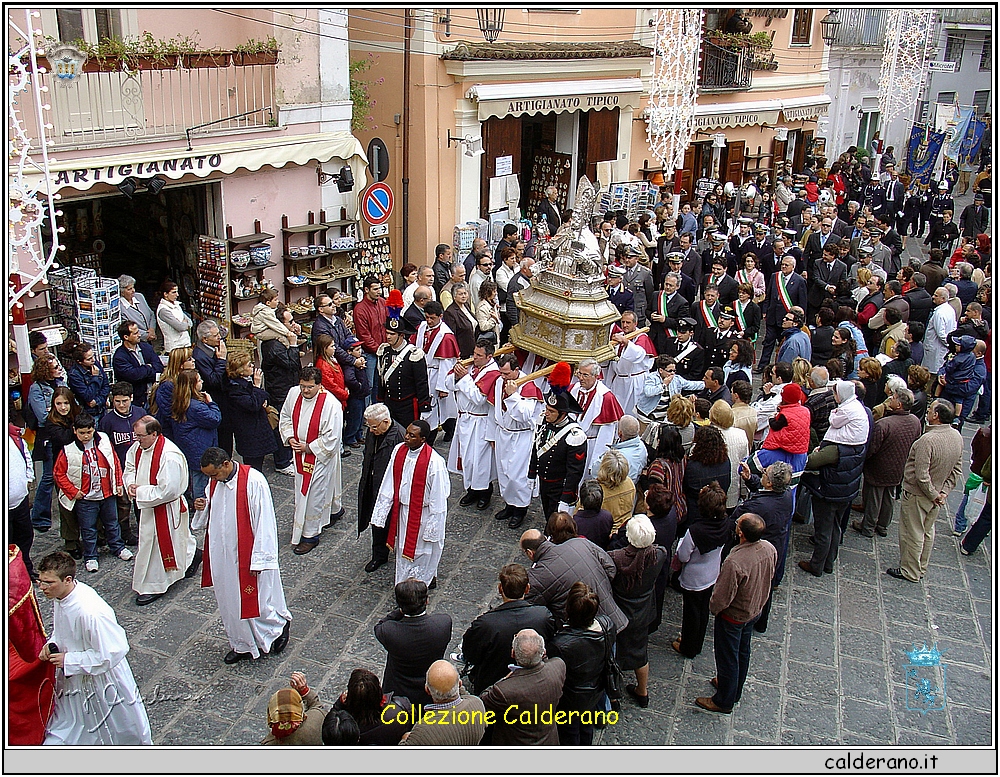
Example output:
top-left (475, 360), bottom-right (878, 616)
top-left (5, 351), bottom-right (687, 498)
top-left (887, 399), bottom-right (965, 582)
top-left (479, 629), bottom-right (566, 745)
top-left (261, 672), bottom-right (327, 746)
top-left (696, 514), bottom-right (776, 714)
top-left (851, 387), bottom-right (923, 538)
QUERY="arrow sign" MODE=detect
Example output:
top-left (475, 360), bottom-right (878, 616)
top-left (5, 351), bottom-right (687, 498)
top-left (361, 182), bottom-right (394, 226)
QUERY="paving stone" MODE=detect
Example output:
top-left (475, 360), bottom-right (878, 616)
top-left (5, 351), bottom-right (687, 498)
top-left (779, 727), bottom-right (840, 746)
top-left (672, 704), bottom-right (733, 745)
top-left (881, 595), bottom-right (929, 628)
top-left (781, 698), bottom-right (839, 740)
top-left (926, 612), bottom-right (980, 644)
top-left (158, 711), bottom-right (231, 746)
top-left (841, 697), bottom-right (894, 742)
top-left (895, 729), bottom-right (952, 746)
top-left (838, 625), bottom-right (886, 663)
top-left (730, 681), bottom-right (781, 741)
top-left (924, 584), bottom-right (975, 615)
top-left (731, 730), bottom-right (777, 746)
top-left (789, 587), bottom-right (837, 626)
top-left (840, 656), bottom-right (890, 704)
top-left (964, 562), bottom-right (993, 602)
top-left (940, 664), bottom-right (992, 710)
top-left (746, 639), bottom-right (782, 685)
top-left (841, 731), bottom-right (890, 746)
top-left (598, 709), bottom-right (671, 746)
top-left (785, 660), bottom-right (840, 706)
top-left (837, 549), bottom-right (881, 581)
top-left (788, 620), bottom-right (836, 664)
top-left (932, 639), bottom-right (987, 670)
top-left (890, 684), bottom-right (953, 738)
top-left (134, 607), bottom-right (212, 654)
top-left (922, 562), bottom-right (970, 589)
top-left (949, 704), bottom-right (993, 746)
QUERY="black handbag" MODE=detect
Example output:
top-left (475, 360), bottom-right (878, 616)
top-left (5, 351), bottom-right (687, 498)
top-left (598, 615), bottom-right (624, 705)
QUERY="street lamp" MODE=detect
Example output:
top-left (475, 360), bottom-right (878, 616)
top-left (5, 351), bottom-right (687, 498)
top-left (820, 10), bottom-right (841, 45)
top-left (477, 9), bottom-right (505, 43)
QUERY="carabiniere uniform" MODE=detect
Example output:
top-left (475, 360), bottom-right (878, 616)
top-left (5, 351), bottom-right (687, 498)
top-left (377, 318), bottom-right (431, 428)
top-left (528, 397), bottom-right (588, 517)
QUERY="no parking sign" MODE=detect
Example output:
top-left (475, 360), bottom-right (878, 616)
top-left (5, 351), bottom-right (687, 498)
top-left (361, 182), bottom-right (394, 226)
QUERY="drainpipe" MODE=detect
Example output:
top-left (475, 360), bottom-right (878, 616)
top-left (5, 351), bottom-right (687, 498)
top-left (402, 9), bottom-right (411, 262)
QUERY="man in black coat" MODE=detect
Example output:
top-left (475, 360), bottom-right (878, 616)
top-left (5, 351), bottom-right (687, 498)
top-left (462, 564), bottom-right (556, 695)
top-left (528, 391), bottom-right (588, 520)
top-left (536, 186), bottom-right (562, 236)
top-left (704, 256), bottom-right (739, 307)
top-left (375, 579), bottom-right (452, 707)
top-left (401, 286), bottom-right (431, 337)
top-left (649, 268), bottom-right (691, 353)
top-left (873, 168), bottom-right (904, 223)
top-left (959, 192), bottom-right (989, 238)
top-left (111, 320), bottom-right (163, 409)
top-left (678, 232), bottom-right (703, 291)
top-left (662, 318), bottom-right (705, 381)
top-left (803, 217), bottom-right (837, 274)
top-left (377, 317), bottom-right (431, 428)
top-left (703, 231), bottom-right (737, 281)
top-left (807, 245), bottom-right (848, 317)
top-left (904, 272), bottom-right (935, 326)
top-left (193, 317), bottom-right (232, 454)
top-left (665, 254), bottom-right (698, 305)
top-left (759, 255), bottom-right (808, 367)
top-left (358, 406), bottom-right (406, 573)
top-left (260, 306), bottom-right (303, 474)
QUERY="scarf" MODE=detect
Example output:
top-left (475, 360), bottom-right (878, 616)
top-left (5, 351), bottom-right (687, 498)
top-left (202, 463), bottom-right (260, 619)
top-left (655, 291), bottom-right (678, 337)
top-left (291, 391), bottom-right (328, 497)
top-left (775, 271), bottom-right (793, 312)
top-left (609, 544), bottom-right (658, 592)
top-left (688, 513), bottom-right (733, 556)
top-left (134, 434), bottom-right (180, 571)
top-left (386, 444), bottom-right (433, 561)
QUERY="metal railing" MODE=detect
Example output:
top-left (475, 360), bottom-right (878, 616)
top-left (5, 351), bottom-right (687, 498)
top-left (699, 39), bottom-right (752, 92)
top-left (34, 61), bottom-right (276, 149)
top-left (940, 8), bottom-right (992, 26)
top-left (831, 8), bottom-right (889, 48)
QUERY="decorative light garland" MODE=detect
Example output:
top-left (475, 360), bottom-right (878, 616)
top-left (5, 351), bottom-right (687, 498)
top-left (877, 10), bottom-right (934, 126)
top-left (646, 9), bottom-right (704, 174)
top-left (8, 9), bottom-right (63, 311)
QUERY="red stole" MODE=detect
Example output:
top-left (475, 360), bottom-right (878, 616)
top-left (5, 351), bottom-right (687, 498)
top-left (135, 434), bottom-right (180, 571)
top-left (386, 444), bottom-right (433, 561)
top-left (8, 545), bottom-right (54, 745)
top-left (291, 391), bottom-right (328, 497)
top-left (202, 463), bottom-right (260, 619)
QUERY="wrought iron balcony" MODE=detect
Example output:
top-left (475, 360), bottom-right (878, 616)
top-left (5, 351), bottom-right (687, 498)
top-left (939, 8), bottom-right (992, 26)
top-left (699, 39), bottom-right (753, 92)
top-left (28, 59), bottom-right (276, 150)
top-left (830, 8), bottom-right (889, 48)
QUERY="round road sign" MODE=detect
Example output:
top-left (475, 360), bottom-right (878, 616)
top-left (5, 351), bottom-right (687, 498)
top-left (361, 182), bottom-right (394, 226)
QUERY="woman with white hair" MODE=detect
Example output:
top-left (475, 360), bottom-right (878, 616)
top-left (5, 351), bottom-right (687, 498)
top-left (609, 514), bottom-right (667, 709)
top-left (118, 275), bottom-right (157, 343)
top-left (594, 448), bottom-right (635, 534)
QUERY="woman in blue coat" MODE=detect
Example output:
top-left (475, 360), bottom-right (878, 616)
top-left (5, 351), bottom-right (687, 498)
top-left (170, 368), bottom-right (221, 503)
top-left (222, 352), bottom-right (276, 472)
top-left (66, 342), bottom-right (110, 423)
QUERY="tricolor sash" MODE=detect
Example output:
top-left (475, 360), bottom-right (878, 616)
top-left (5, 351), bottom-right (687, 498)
top-left (776, 272), bottom-right (793, 312)
top-left (656, 291), bottom-right (678, 337)
top-left (135, 434), bottom-right (179, 572)
top-left (735, 300), bottom-right (755, 341)
top-left (699, 301), bottom-right (718, 329)
top-left (202, 463), bottom-right (260, 619)
top-left (736, 269), bottom-right (751, 286)
top-left (291, 391), bottom-right (328, 497)
top-left (386, 443), bottom-right (433, 561)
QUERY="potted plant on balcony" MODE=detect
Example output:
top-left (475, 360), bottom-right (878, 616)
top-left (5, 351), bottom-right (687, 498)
top-left (182, 47), bottom-right (231, 69)
top-left (232, 37), bottom-right (279, 66)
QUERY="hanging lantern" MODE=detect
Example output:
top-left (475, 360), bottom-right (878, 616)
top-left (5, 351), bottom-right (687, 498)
top-left (476, 9), bottom-right (505, 43)
top-left (647, 9), bottom-right (704, 174)
top-left (878, 10), bottom-right (935, 125)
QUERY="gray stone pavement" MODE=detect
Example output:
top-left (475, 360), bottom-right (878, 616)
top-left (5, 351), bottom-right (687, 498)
top-left (26, 184), bottom-right (993, 745)
top-left (27, 423), bottom-right (992, 747)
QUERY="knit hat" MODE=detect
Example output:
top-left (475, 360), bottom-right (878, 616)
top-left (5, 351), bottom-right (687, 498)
top-left (781, 383), bottom-right (806, 405)
top-left (833, 380), bottom-right (855, 403)
top-left (626, 514), bottom-right (656, 549)
top-left (267, 688), bottom-right (304, 739)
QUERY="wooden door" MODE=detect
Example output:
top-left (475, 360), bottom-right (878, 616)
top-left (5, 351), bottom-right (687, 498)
top-left (725, 140), bottom-right (745, 185)
top-left (481, 116), bottom-right (522, 217)
top-left (794, 130), bottom-right (813, 173)
top-left (771, 137), bottom-right (788, 177)
top-left (582, 108), bottom-right (620, 183)
top-left (679, 145), bottom-right (696, 200)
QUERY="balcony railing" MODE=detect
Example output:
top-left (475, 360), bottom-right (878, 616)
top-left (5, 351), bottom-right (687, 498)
top-left (30, 60), bottom-right (276, 150)
top-left (831, 8), bottom-right (889, 48)
top-left (699, 39), bottom-right (752, 92)
top-left (940, 8), bottom-right (992, 26)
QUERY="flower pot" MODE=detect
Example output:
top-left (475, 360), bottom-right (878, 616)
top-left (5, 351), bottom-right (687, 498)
top-left (182, 52), bottom-right (231, 69)
top-left (232, 51), bottom-right (278, 67)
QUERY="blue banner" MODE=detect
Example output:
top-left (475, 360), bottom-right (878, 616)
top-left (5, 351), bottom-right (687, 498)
top-left (944, 106), bottom-right (975, 162)
top-left (959, 117), bottom-right (987, 169)
top-left (906, 125), bottom-right (946, 188)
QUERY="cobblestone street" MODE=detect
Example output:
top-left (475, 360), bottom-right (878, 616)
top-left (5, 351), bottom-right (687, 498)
top-left (28, 422), bottom-right (992, 747)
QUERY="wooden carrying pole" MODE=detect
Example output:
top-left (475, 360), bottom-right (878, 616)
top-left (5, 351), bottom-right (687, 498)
top-left (514, 364), bottom-right (557, 387)
top-left (457, 341), bottom-right (516, 367)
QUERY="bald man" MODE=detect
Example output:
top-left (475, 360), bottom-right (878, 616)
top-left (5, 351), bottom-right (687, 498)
top-left (399, 661), bottom-right (487, 746)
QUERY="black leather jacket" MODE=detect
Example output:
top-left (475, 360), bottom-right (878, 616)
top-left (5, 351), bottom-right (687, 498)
top-left (548, 615), bottom-right (615, 713)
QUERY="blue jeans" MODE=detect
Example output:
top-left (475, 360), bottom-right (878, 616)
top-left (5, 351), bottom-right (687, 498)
top-left (364, 354), bottom-right (379, 406)
top-left (713, 614), bottom-right (759, 710)
top-left (961, 498), bottom-right (992, 554)
top-left (971, 378), bottom-right (990, 420)
top-left (30, 447), bottom-right (54, 528)
top-left (954, 489), bottom-right (975, 534)
top-left (76, 497), bottom-right (124, 560)
top-left (345, 396), bottom-right (365, 444)
top-left (191, 471), bottom-right (209, 501)
top-left (272, 426), bottom-right (293, 469)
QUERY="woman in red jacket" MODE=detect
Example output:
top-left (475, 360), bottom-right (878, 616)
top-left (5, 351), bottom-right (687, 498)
top-left (313, 333), bottom-right (349, 409)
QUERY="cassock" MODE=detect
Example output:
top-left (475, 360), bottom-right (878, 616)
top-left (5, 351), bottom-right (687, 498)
top-left (486, 376), bottom-right (543, 509)
top-left (43, 581), bottom-right (152, 746)
top-left (570, 379), bottom-right (625, 474)
top-left (8, 546), bottom-right (54, 745)
top-left (278, 386), bottom-right (343, 544)
top-left (446, 360), bottom-right (501, 491)
top-left (124, 435), bottom-right (197, 596)
top-left (371, 443), bottom-right (451, 585)
top-left (192, 463), bottom-right (291, 659)
top-left (606, 330), bottom-right (656, 417)
top-left (416, 320), bottom-right (460, 431)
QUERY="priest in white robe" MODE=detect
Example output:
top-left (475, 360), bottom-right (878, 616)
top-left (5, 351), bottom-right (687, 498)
top-left (605, 313), bottom-right (656, 417)
top-left (415, 303), bottom-right (460, 436)
top-left (37, 551), bottom-right (152, 746)
top-left (370, 420), bottom-right (450, 586)
top-left (570, 357), bottom-right (625, 474)
top-left (278, 368), bottom-right (343, 553)
top-left (487, 352), bottom-right (543, 529)
top-left (192, 448), bottom-right (292, 664)
top-left (123, 415), bottom-right (199, 606)
top-left (446, 340), bottom-right (500, 509)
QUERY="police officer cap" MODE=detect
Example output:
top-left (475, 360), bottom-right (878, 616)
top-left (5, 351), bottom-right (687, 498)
top-left (545, 391), bottom-right (583, 415)
top-left (608, 264), bottom-right (625, 277)
top-left (709, 231), bottom-right (727, 243)
top-left (858, 245), bottom-right (875, 256)
top-left (737, 217), bottom-right (754, 226)
top-left (781, 228), bottom-right (798, 239)
top-left (385, 317), bottom-right (406, 333)
top-left (719, 307), bottom-right (736, 320)
top-left (666, 251), bottom-right (685, 263)
top-left (677, 317), bottom-right (697, 332)
top-left (754, 223), bottom-right (768, 233)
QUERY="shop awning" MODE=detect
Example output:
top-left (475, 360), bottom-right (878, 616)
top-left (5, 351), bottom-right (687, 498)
top-left (467, 78), bottom-right (644, 121)
top-left (779, 94), bottom-right (832, 121)
top-left (21, 132), bottom-right (368, 194)
top-left (692, 99), bottom-right (783, 131)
